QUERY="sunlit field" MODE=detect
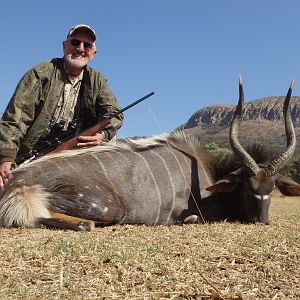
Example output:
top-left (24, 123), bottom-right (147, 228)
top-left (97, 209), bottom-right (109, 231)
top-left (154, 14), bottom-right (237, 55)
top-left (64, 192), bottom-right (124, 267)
top-left (0, 192), bottom-right (299, 300)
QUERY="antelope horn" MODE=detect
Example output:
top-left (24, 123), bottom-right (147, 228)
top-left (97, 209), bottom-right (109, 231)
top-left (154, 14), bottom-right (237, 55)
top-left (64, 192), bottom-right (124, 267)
top-left (265, 80), bottom-right (296, 176)
top-left (229, 75), bottom-right (260, 175)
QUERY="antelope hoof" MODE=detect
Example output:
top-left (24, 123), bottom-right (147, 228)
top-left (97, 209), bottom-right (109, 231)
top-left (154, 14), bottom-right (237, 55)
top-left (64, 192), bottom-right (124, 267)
top-left (77, 221), bottom-right (95, 231)
top-left (184, 215), bottom-right (201, 224)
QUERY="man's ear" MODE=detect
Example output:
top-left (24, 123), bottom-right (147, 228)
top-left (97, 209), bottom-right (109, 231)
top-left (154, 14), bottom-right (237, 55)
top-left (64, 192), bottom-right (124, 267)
top-left (275, 174), bottom-right (300, 196)
top-left (89, 50), bottom-right (97, 61)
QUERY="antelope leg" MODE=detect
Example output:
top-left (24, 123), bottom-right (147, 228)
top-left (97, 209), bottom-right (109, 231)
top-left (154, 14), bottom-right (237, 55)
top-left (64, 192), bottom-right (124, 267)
top-left (38, 212), bottom-right (95, 231)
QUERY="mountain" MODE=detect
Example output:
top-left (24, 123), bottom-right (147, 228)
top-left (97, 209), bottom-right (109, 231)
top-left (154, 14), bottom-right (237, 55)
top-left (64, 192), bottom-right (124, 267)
top-left (177, 96), bottom-right (300, 159)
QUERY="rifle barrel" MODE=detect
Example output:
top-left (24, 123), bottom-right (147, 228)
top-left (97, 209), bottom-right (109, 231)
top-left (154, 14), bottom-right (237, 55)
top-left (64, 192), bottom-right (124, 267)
top-left (109, 92), bottom-right (155, 119)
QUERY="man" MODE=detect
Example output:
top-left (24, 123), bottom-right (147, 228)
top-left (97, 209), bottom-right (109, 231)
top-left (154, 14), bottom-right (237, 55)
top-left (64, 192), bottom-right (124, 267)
top-left (0, 24), bottom-right (123, 188)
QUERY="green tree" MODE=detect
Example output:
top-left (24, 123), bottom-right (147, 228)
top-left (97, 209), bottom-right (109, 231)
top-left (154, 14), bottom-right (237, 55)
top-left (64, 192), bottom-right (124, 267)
top-left (205, 142), bottom-right (233, 160)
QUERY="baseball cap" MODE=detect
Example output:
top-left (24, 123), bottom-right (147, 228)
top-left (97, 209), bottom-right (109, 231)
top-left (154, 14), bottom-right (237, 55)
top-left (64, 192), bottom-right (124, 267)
top-left (67, 24), bottom-right (96, 42)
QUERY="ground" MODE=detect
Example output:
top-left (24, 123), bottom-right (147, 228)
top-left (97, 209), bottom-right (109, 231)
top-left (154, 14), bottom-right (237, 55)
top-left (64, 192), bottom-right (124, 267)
top-left (0, 192), bottom-right (299, 300)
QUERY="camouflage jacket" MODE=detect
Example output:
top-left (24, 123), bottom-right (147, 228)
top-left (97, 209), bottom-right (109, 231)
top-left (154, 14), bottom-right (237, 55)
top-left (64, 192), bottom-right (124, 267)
top-left (0, 58), bottom-right (123, 164)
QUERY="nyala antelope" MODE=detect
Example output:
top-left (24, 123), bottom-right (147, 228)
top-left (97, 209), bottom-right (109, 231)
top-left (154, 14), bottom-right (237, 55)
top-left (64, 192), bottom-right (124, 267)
top-left (0, 78), bottom-right (299, 230)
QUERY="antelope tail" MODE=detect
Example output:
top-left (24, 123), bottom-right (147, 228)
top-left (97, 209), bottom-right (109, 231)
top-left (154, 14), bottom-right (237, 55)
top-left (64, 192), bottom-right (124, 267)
top-left (0, 185), bottom-right (51, 227)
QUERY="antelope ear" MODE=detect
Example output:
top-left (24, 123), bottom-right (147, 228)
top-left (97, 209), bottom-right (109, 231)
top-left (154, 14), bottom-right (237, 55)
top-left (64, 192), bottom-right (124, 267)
top-left (206, 169), bottom-right (244, 193)
top-left (206, 178), bottom-right (240, 193)
top-left (275, 174), bottom-right (300, 196)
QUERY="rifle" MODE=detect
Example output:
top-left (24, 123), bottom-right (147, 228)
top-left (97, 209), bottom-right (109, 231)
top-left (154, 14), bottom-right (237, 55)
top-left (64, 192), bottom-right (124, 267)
top-left (16, 92), bottom-right (155, 165)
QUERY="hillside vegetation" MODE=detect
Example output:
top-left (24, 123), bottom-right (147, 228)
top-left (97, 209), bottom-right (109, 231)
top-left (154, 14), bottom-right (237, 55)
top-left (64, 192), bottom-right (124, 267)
top-left (177, 96), bottom-right (300, 169)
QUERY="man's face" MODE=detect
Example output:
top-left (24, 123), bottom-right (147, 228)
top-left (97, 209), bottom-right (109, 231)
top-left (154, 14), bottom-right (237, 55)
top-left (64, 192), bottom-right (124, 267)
top-left (63, 31), bottom-right (96, 70)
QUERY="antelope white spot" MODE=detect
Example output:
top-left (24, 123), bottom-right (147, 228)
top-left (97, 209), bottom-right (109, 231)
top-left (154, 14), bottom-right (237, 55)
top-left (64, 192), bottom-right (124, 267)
top-left (254, 194), bottom-right (270, 201)
top-left (91, 203), bottom-right (97, 208)
top-left (85, 186), bottom-right (90, 189)
top-left (103, 206), bottom-right (108, 213)
top-left (78, 193), bottom-right (84, 198)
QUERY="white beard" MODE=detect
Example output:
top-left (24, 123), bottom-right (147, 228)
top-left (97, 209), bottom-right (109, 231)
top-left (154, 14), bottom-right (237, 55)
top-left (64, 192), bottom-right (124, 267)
top-left (64, 53), bottom-right (89, 68)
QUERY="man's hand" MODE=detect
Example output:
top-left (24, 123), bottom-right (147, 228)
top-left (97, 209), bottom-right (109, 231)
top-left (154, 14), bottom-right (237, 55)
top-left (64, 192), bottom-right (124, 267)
top-left (0, 161), bottom-right (13, 189)
top-left (76, 132), bottom-right (106, 147)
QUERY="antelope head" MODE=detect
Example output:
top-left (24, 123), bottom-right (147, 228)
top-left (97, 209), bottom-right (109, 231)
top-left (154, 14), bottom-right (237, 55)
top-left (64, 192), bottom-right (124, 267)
top-left (206, 77), bottom-right (300, 224)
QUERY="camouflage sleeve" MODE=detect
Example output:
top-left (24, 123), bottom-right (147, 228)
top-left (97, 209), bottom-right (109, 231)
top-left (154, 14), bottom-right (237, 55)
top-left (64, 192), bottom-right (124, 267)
top-left (0, 69), bottom-right (41, 163)
top-left (95, 78), bottom-right (123, 140)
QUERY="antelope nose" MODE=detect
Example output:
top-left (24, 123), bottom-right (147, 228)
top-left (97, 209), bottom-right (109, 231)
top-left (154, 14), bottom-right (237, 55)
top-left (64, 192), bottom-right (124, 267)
top-left (254, 220), bottom-right (270, 225)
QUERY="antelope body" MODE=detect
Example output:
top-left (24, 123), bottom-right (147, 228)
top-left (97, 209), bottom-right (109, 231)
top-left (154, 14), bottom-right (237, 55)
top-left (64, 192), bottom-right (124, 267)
top-left (0, 80), bottom-right (299, 230)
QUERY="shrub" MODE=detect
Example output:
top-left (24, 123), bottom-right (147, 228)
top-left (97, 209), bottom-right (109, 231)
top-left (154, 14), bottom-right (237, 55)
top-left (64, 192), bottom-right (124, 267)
top-left (204, 142), bottom-right (233, 160)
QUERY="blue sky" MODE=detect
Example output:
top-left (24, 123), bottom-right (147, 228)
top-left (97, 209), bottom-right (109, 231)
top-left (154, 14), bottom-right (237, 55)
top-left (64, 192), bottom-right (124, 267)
top-left (1, 0), bottom-right (300, 138)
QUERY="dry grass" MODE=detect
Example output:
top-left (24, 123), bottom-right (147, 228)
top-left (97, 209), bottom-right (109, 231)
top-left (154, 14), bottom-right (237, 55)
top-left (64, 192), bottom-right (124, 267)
top-left (0, 193), bottom-right (299, 300)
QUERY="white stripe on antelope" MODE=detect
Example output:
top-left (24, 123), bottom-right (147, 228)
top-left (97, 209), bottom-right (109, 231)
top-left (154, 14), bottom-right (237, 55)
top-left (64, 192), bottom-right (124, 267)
top-left (0, 78), bottom-right (300, 230)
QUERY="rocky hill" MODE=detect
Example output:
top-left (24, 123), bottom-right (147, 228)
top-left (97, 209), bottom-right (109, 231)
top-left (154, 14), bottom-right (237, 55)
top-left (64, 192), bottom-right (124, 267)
top-left (177, 96), bottom-right (300, 159)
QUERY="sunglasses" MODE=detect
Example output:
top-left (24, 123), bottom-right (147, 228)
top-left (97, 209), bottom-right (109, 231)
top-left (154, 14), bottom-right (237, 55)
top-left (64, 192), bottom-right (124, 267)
top-left (69, 38), bottom-right (94, 50)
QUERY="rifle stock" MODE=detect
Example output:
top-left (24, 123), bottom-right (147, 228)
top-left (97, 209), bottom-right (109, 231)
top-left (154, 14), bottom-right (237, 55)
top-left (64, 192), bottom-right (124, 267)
top-left (49, 118), bottom-right (111, 155)
top-left (47, 91), bottom-right (155, 156)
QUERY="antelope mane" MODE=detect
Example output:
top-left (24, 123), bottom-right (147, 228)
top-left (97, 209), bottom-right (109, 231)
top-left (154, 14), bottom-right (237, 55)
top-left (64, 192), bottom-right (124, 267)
top-left (16, 131), bottom-right (205, 171)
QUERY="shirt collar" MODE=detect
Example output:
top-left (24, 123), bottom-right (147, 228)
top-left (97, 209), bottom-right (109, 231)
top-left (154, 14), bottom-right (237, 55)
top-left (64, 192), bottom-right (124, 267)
top-left (63, 63), bottom-right (84, 84)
